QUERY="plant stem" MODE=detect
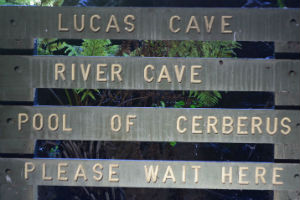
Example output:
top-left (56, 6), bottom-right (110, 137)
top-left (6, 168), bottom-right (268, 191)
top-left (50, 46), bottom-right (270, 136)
top-left (64, 89), bottom-right (73, 105)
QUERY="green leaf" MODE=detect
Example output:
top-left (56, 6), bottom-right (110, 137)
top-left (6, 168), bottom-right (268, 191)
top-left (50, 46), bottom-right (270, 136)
top-left (81, 92), bottom-right (88, 102)
top-left (88, 92), bottom-right (96, 100)
top-left (160, 101), bottom-right (166, 108)
top-left (174, 100), bottom-right (185, 108)
top-left (213, 91), bottom-right (222, 99)
top-left (169, 142), bottom-right (176, 147)
top-left (81, 39), bottom-right (118, 56)
top-left (277, 0), bottom-right (285, 8)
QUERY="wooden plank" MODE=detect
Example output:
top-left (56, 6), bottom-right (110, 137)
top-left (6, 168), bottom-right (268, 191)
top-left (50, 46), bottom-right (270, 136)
top-left (0, 158), bottom-right (299, 190)
top-left (274, 40), bottom-right (300, 200)
top-left (275, 144), bottom-right (300, 160)
top-left (0, 106), bottom-right (299, 148)
top-left (0, 88), bottom-right (35, 102)
top-left (0, 56), bottom-right (299, 94)
top-left (275, 42), bottom-right (300, 53)
top-left (0, 139), bottom-right (35, 154)
top-left (274, 191), bottom-right (300, 200)
top-left (274, 92), bottom-right (300, 106)
top-left (0, 39), bottom-right (34, 49)
top-left (0, 7), bottom-right (299, 41)
top-left (0, 38), bottom-right (35, 102)
top-left (0, 185), bottom-right (33, 200)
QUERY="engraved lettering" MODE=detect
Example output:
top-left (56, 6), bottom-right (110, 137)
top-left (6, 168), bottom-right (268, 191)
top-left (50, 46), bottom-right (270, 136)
top-left (106, 15), bottom-right (120, 33)
top-left (74, 164), bottom-right (88, 181)
top-left (124, 15), bottom-right (135, 32)
top-left (57, 162), bottom-right (68, 181)
top-left (192, 116), bottom-right (203, 134)
top-left (55, 63), bottom-right (66, 81)
top-left (74, 14), bottom-right (85, 32)
top-left (144, 165), bottom-right (159, 183)
top-left (96, 64), bottom-right (107, 82)
top-left (157, 65), bottom-right (171, 83)
top-left (18, 113), bottom-right (29, 131)
top-left (238, 167), bottom-right (249, 185)
top-left (58, 13), bottom-right (69, 32)
top-left (24, 162), bottom-right (35, 180)
top-left (169, 15), bottom-right (181, 33)
top-left (111, 114), bottom-right (121, 132)
top-left (204, 16), bottom-right (215, 33)
top-left (144, 64), bottom-right (155, 83)
top-left (93, 163), bottom-right (103, 181)
top-left (280, 117), bottom-right (291, 135)
top-left (177, 116), bottom-right (187, 134)
top-left (90, 14), bottom-right (101, 32)
top-left (111, 64), bottom-right (122, 82)
top-left (109, 164), bottom-right (119, 182)
top-left (191, 65), bottom-right (202, 83)
top-left (162, 166), bottom-right (176, 183)
top-left (186, 16), bottom-right (200, 33)
top-left (221, 16), bottom-right (232, 33)
top-left (222, 167), bottom-right (232, 184)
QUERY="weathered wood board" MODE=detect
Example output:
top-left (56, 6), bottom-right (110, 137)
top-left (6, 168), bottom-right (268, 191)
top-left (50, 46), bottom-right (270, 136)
top-left (275, 144), bottom-right (300, 160)
top-left (0, 39), bottom-right (34, 50)
top-left (275, 42), bottom-right (300, 53)
top-left (0, 56), bottom-right (299, 94)
top-left (0, 139), bottom-right (36, 154)
top-left (0, 158), bottom-right (299, 190)
top-left (274, 191), bottom-right (300, 200)
top-left (0, 7), bottom-right (299, 41)
top-left (0, 185), bottom-right (33, 200)
top-left (0, 88), bottom-right (35, 102)
top-left (0, 106), bottom-right (299, 147)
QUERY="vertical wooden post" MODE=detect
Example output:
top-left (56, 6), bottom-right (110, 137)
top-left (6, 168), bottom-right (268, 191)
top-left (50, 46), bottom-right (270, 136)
top-left (0, 39), bottom-right (35, 103)
top-left (0, 38), bottom-right (36, 198)
top-left (273, 41), bottom-right (300, 200)
top-left (0, 185), bottom-right (33, 200)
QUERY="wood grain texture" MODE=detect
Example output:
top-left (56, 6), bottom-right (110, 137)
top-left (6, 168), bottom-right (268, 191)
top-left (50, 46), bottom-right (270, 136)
top-left (0, 56), bottom-right (299, 96)
top-left (0, 7), bottom-right (299, 41)
top-left (0, 158), bottom-right (299, 190)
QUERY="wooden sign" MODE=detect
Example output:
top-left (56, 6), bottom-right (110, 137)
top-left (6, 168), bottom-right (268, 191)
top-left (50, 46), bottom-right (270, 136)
top-left (0, 56), bottom-right (299, 93)
top-left (0, 158), bottom-right (299, 190)
top-left (1, 106), bottom-right (299, 148)
top-left (0, 7), bottom-right (299, 41)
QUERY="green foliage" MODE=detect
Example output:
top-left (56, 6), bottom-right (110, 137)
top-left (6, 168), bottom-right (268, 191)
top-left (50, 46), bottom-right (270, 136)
top-left (0, 0), bottom-right (14, 5)
top-left (63, 43), bottom-right (81, 56)
top-left (277, 0), bottom-right (285, 7)
top-left (201, 41), bottom-right (241, 57)
top-left (189, 91), bottom-right (222, 107)
top-left (81, 39), bottom-right (119, 56)
top-left (153, 101), bottom-right (166, 108)
top-left (129, 40), bottom-right (240, 58)
top-left (174, 100), bottom-right (185, 108)
top-left (49, 145), bottom-right (60, 158)
top-left (169, 141), bottom-right (176, 147)
top-left (75, 89), bottom-right (100, 102)
top-left (168, 41), bottom-right (241, 58)
top-left (37, 38), bottom-right (66, 55)
top-left (63, 39), bottom-right (119, 57)
top-left (168, 41), bottom-right (202, 57)
top-left (174, 91), bottom-right (222, 108)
